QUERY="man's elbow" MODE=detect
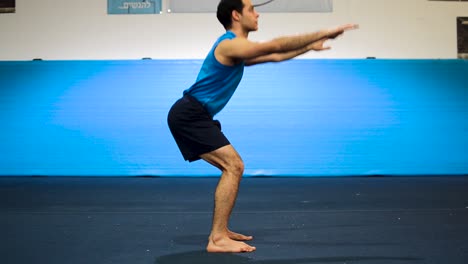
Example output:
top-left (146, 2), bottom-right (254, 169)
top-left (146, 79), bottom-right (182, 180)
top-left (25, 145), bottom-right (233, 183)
top-left (273, 41), bottom-right (284, 53)
top-left (268, 40), bottom-right (283, 53)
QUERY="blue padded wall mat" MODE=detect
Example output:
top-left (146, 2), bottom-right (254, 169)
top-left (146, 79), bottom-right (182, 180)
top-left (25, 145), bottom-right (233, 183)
top-left (0, 59), bottom-right (467, 176)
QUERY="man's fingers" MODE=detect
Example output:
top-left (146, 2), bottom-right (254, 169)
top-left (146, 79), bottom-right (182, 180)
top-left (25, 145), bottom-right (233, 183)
top-left (341, 23), bottom-right (359, 31)
top-left (327, 24), bottom-right (358, 38)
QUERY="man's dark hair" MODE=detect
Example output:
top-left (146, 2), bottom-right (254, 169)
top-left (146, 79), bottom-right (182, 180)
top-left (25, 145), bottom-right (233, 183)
top-left (217, 0), bottom-right (244, 30)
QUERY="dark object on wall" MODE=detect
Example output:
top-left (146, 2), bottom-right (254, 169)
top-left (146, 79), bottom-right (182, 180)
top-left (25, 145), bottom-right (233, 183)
top-left (458, 17), bottom-right (468, 59)
top-left (0, 0), bottom-right (15, 13)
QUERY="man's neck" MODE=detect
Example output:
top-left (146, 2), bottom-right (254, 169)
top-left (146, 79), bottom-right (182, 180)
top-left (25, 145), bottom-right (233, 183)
top-left (230, 27), bottom-right (249, 39)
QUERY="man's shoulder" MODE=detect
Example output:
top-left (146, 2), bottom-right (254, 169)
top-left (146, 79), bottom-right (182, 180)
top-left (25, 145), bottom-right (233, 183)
top-left (216, 31), bottom-right (237, 43)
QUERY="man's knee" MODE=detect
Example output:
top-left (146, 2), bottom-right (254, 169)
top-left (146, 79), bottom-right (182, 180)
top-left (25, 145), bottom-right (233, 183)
top-left (227, 158), bottom-right (244, 177)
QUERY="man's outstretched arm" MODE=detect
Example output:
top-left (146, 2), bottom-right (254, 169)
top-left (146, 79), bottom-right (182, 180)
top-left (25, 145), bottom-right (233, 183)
top-left (245, 38), bottom-right (332, 66)
top-left (269, 23), bottom-right (356, 53)
top-left (217, 24), bottom-right (358, 65)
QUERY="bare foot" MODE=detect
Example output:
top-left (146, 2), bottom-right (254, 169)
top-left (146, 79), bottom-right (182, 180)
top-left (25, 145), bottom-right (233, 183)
top-left (207, 235), bottom-right (256, 253)
top-left (228, 230), bottom-right (253, 241)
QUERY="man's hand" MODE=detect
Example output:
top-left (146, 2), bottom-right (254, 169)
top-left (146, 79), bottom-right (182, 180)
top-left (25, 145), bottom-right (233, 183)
top-left (308, 24), bottom-right (358, 52)
top-left (327, 24), bottom-right (359, 39)
top-left (308, 38), bottom-right (331, 51)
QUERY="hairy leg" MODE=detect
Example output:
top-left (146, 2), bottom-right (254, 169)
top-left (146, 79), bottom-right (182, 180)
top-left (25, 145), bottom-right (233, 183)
top-left (201, 145), bottom-right (256, 253)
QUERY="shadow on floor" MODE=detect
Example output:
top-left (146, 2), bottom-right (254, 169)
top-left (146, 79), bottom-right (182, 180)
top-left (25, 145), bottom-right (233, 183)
top-left (172, 233), bottom-right (398, 248)
top-left (155, 250), bottom-right (422, 264)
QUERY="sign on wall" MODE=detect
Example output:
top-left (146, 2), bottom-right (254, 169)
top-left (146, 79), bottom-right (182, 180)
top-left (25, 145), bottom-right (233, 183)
top-left (108, 0), bottom-right (162, 14)
top-left (168, 0), bottom-right (332, 13)
top-left (0, 0), bottom-right (15, 13)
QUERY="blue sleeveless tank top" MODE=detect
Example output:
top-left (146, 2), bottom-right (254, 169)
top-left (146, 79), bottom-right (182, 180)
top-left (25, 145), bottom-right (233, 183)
top-left (183, 31), bottom-right (245, 117)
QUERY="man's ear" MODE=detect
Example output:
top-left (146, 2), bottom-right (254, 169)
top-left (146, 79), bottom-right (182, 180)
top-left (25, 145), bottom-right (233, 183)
top-left (232, 10), bottom-right (241, 22)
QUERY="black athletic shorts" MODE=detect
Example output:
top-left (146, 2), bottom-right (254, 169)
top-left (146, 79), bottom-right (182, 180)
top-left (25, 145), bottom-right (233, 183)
top-left (167, 94), bottom-right (230, 162)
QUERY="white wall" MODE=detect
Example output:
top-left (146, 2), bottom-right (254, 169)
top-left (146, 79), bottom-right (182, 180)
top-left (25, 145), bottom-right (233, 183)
top-left (0, 0), bottom-right (467, 60)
